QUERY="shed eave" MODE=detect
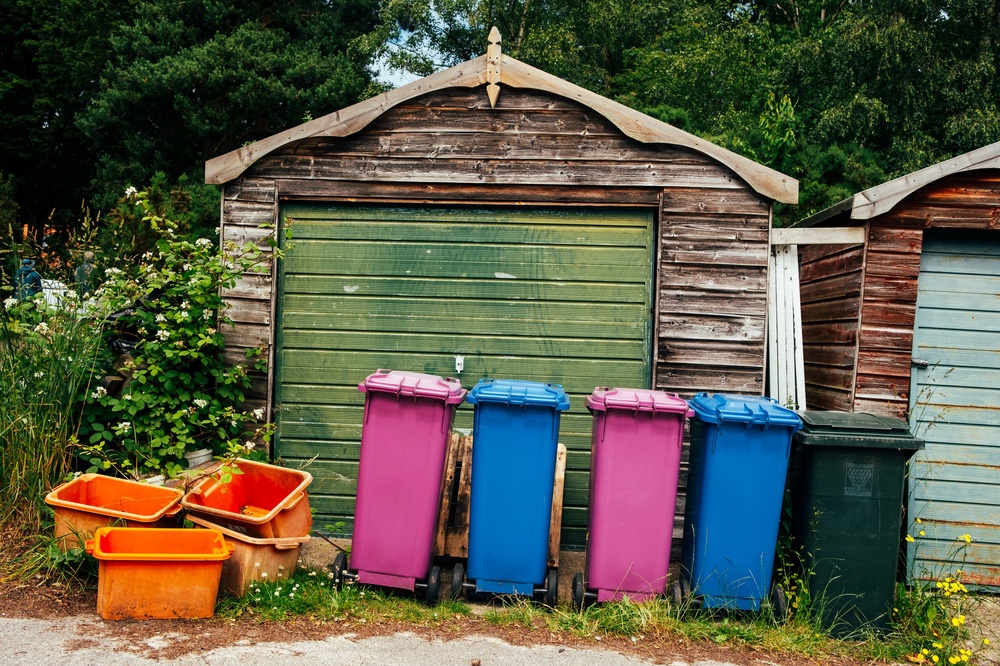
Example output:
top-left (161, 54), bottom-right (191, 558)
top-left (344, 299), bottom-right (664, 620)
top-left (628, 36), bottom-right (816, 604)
top-left (204, 53), bottom-right (798, 204)
top-left (797, 140), bottom-right (1000, 224)
top-left (791, 196), bottom-right (856, 228)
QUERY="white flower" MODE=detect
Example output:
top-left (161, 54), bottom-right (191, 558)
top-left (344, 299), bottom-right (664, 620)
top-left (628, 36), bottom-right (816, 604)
top-left (115, 421), bottom-right (131, 433)
top-left (33, 371), bottom-right (44, 378)
top-left (124, 186), bottom-right (137, 198)
top-left (105, 268), bottom-right (122, 276)
top-left (142, 252), bottom-right (153, 260)
top-left (203, 310), bottom-right (214, 320)
top-left (181, 301), bottom-right (190, 310)
top-left (34, 322), bottom-right (50, 334)
top-left (244, 441), bottom-right (256, 452)
top-left (196, 238), bottom-right (212, 247)
top-left (182, 264), bottom-right (191, 271)
top-left (156, 329), bottom-right (169, 341)
top-left (91, 386), bottom-right (107, 399)
top-left (207, 327), bottom-right (217, 335)
top-left (194, 399), bottom-right (208, 409)
top-left (253, 408), bottom-right (264, 420)
top-left (260, 572), bottom-right (268, 578)
top-left (155, 314), bottom-right (166, 323)
top-left (64, 290), bottom-right (78, 300)
top-left (3, 297), bottom-right (17, 309)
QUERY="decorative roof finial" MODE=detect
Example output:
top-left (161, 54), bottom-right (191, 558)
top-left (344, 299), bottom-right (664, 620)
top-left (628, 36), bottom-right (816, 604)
top-left (486, 27), bottom-right (502, 108)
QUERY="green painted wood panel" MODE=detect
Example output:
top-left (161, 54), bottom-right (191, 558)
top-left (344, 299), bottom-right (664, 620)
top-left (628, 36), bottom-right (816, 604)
top-left (275, 204), bottom-right (654, 546)
top-left (907, 232), bottom-right (1000, 589)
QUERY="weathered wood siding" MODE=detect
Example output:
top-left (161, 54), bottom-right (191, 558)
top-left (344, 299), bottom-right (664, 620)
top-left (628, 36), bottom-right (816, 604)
top-left (853, 223), bottom-right (921, 417)
top-left (220, 178), bottom-right (277, 418)
top-left (218, 86), bottom-right (773, 544)
top-left (851, 171), bottom-right (1000, 417)
top-left (657, 189), bottom-right (770, 396)
top-left (797, 243), bottom-right (864, 410)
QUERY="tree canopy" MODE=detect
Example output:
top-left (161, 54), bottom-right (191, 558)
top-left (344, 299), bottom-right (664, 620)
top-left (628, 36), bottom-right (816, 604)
top-left (1, 0), bottom-right (378, 245)
top-left (1, 0), bottom-right (998, 245)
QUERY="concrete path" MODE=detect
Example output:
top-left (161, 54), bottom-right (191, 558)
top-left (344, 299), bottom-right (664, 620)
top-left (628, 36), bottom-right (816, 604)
top-left (0, 615), bottom-right (742, 666)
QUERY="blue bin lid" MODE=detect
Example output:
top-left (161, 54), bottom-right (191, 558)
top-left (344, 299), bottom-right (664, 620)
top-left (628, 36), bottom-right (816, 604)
top-left (586, 387), bottom-right (692, 416)
top-left (466, 379), bottom-right (570, 410)
top-left (689, 392), bottom-right (802, 428)
top-left (359, 369), bottom-right (467, 404)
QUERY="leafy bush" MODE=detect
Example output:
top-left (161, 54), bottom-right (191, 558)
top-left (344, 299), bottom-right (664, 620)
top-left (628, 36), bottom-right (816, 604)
top-left (76, 188), bottom-right (276, 479)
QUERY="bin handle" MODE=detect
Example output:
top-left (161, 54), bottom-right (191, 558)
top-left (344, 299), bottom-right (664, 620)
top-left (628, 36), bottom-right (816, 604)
top-left (283, 491), bottom-right (306, 511)
top-left (274, 538), bottom-right (307, 550)
top-left (84, 539), bottom-right (95, 555)
top-left (165, 503), bottom-right (183, 518)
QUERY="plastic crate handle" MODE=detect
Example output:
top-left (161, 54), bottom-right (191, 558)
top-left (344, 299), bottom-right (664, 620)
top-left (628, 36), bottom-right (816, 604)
top-left (282, 491), bottom-right (306, 511)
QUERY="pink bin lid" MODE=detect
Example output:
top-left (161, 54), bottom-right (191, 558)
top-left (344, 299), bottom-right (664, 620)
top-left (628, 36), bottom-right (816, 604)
top-left (359, 369), bottom-right (467, 404)
top-left (586, 387), bottom-right (693, 415)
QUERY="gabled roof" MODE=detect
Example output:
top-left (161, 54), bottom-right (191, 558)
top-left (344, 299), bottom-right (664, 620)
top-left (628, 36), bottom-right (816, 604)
top-left (795, 140), bottom-right (1000, 227)
top-left (205, 45), bottom-right (798, 203)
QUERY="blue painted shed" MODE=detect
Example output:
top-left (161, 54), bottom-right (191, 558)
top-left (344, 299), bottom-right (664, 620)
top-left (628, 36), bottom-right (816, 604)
top-left (792, 141), bottom-right (1000, 589)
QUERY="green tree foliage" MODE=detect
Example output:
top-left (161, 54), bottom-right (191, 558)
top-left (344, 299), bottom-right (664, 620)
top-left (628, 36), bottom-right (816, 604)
top-left (2, 0), bottom-right (999, 231)
top-left (1, 0), bottom-right (378, 234)
top-left (360, 0), bottom-right (998, 224)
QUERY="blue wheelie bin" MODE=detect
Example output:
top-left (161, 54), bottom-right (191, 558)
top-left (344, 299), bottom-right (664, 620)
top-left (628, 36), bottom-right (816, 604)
top-left (678, 393), bottom-right (802, 612)
top-left (464, 379), bottom-right (570, 603)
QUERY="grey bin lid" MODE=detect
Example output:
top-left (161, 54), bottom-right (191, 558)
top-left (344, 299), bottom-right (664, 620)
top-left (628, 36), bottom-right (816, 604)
top-left (794, 411), bottom-right (924, 451)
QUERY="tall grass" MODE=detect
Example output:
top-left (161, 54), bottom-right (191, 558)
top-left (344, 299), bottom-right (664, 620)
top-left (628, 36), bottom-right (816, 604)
top-left (0, 295), bottom-right (106, 534)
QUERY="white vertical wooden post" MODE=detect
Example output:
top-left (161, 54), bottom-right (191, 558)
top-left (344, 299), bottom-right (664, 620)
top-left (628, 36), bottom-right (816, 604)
top-left (767, 244), bottom-right (806, 410)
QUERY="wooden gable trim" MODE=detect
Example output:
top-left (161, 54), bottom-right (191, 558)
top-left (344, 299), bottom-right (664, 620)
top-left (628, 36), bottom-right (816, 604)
top-left (796, 141), bottom-right (1000, 227)
top-left (205, 52), bottom-right (798, 204)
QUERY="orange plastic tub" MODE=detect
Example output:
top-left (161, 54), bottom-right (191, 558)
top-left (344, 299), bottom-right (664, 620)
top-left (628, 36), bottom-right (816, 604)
top-left (86, 527), bottom-right (233, 620)
top-left (187, 514), bottom-right (310, 597)
top-left (45, 474), bottom-right (183, 550)
top-left (181, 459), bottom-right (312, 538)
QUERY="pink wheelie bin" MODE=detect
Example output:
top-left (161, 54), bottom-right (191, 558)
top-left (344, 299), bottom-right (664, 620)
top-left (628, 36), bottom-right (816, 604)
top-left (333, 370), bottom-right (466, 604)
top-left (573, 387), bottom-right (692, 609)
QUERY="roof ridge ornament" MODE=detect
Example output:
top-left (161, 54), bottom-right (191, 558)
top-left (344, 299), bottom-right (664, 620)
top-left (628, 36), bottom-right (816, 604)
top-left (486, 27), bottom-right (502, 108)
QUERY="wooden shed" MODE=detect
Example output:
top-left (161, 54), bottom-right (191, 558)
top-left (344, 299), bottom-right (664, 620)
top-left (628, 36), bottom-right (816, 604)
top-left (205, 33), bottom-right (798, 549)
top-left (793, 141), bottom-right (1000, 587)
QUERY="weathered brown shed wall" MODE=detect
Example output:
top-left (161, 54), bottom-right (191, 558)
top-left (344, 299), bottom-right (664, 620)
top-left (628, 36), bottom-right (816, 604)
top-left (220, 87), bottom-right (771, 411)
top-left (657, 190), bottom-right (770, 397)
top-left (798, 243), bottom-right (864, 410)
top-left (853, 223), bottom-right (921, 418)
top-left (798, 170), bottom-right (1000, 419)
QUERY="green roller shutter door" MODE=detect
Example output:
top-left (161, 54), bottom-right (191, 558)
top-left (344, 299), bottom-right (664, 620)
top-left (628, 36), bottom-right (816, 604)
top-left (275, 204), bottom-right (654, 547)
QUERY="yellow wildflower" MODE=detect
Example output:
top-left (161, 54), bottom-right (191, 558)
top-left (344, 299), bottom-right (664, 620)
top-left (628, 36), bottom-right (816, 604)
top-left (948, 657), bottom-right (959, 665)
top-left (906, 534), bottom-right (916, 543)
top-left (916, 518), bottom-right (922, 523)
top-left (959, 534), bottom-right (972, 543)
top-left (932, 656), bottom-right (939, 663)
top-left (919, 530), bottom-right (926, 536)
top-left (984, 639), bottom-right (991, 646)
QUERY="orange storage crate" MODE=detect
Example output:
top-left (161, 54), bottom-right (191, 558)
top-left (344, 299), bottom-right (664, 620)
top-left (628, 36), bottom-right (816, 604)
top-left (187, 514), bottom-right (310, 597)
top-left (45, 474), bottom-right (183, 550)
top-left (85, 527), bottom-right (233, 620)
top-left (180, 458), bottom-right (312, 538)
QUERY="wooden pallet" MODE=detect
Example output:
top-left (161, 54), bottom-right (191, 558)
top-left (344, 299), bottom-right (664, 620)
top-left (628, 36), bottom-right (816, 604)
top-left (434, 432), bottom-right (567, 568)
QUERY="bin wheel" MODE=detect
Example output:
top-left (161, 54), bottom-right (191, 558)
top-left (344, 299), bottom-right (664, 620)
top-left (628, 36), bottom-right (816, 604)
top-left (328, 552), bottom-right (347, 591)
top-left (424, 565), bottom-right (441, 605)
top-left (770, 584), bottom-right (788, 622)
top-left (543, 568), bottom-right (558, 607)
top-left (671, 579), bottom-right (691, 607)
top-left (450, 563), bottom-right (466, 601)
top-left (572, 573), bottom-right (586, 612)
